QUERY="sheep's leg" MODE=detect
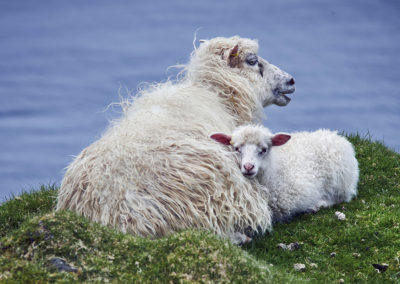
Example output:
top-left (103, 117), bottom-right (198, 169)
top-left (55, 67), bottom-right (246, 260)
top-left (230, 232), bottom-right (252, 246)
top-left (311, 208), bottom-right (319, 214)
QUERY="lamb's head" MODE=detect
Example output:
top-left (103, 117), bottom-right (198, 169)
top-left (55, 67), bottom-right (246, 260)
top-left (210, 125), bottom-right (291, 178)
top-left (186, 36), bottom-right (295, 117)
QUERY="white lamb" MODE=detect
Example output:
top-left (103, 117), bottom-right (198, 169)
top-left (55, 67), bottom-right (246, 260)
top-left (56, 36), bottom-right (296, 244)
top-left (211, 125), bottom-right (359, 222)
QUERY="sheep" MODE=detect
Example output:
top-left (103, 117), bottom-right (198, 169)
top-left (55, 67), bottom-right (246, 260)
top-left (56, 36), bottom-right (296, 244)
top-left (211, 125), bottom-right (359, 222)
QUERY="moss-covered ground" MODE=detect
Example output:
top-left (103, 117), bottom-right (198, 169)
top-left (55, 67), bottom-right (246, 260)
top-left (1, 134), bottom-right (399, 283)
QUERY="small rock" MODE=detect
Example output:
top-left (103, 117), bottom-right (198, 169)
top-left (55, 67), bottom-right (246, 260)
top-left (294, 263), bottom-right (306, 272)
top-left (49, 257), bottom-right (78, 273)
top-left (335, 211), bottom-right (346, 221)
top-left (288, 242), bottom-right (300, 251)
top-left (310, 263), bottom-right (318, 268)
top-left (353, 253), bottom-right (361, 258)
top-left (339, 279), bottom-right (345, 283)
top-left (277, 243), bottom-right (288, 250)
top-left (330, 252), bottom-right (337, 257)
top-left (372, 263), bottom-right (388, 273)
top-left (277, 242), bottom-right (300, 251)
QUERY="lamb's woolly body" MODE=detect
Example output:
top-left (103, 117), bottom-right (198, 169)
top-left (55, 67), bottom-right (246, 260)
top-left (57, 36), bottom-right (295, 242)
top-left (232, 126), bottom-right (359, 221)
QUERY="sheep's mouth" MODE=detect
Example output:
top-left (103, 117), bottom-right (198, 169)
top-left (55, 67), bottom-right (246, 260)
top-left (243, 171), bottom-right (257, 179)
top-left (273, 87), bottom-right (295, 106)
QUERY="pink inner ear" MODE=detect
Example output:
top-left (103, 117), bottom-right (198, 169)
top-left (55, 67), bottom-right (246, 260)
top-left (210, 133), bottom-right (232, 145)
top-left (271, 134), bottom-right (291, 146)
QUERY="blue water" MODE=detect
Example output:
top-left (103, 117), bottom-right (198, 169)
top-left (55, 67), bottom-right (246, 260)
top-left (1, 0), bottom-right (399, 201)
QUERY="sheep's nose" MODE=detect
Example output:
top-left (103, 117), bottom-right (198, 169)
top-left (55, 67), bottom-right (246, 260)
top-left (244, 163), bottom-right (254, 171)
top-left (287, 77), bottom-right (295, 86)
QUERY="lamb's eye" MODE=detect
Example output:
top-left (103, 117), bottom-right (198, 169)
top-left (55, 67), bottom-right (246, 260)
top-left (259, 148), bottom-right (267, 155)
top-left (234, 147), bottom-right (241, 153)
top-left (245, 54), bottom-right (258, 66)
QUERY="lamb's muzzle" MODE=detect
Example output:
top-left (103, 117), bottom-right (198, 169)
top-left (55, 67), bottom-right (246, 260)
top-left (243, 162), bottom-right (256, 177)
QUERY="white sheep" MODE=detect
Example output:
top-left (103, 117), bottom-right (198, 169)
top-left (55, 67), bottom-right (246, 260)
top-left (56, 36), bottom-right (296, 244)
top-left (211, 125), bottom-right (359, 222)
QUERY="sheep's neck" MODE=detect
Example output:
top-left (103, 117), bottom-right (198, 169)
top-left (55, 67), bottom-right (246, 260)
top-left (217, 89), bottom-right (261, 125)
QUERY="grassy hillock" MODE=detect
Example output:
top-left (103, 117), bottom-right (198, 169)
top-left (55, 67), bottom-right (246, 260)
top-left (1, 134), bottom-right (399, 283)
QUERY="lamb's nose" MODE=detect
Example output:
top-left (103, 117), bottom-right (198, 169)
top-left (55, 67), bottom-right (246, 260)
top-left (244, 163), bottom-right (254, 171)
top-left (287, 77), bottom-right (295, 86)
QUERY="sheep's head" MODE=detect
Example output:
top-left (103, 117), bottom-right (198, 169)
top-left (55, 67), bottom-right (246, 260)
top-left (187, 36), bottom-right (295, 120)
top-left (210, 125), bottom-right (291, 178)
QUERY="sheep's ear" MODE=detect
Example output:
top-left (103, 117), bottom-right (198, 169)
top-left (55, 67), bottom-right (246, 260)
top-left (228, 45), bottom-right (240, 67)
top-left (210, 133), bottom-right (232, 145)
top-left (271, 133), bottom-right (291, 146)
top-left (229, 45), bottom-right (239, 58)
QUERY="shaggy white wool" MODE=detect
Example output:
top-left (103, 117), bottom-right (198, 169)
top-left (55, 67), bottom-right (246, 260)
top-left (229, 125), bottom-right (359, 222)
top-left (57, 36), bottom-right (295, 243)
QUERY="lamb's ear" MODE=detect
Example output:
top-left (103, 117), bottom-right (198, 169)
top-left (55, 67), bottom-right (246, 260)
top-left (271, 133), bottom-right (291, 146)
top-left (228, 45), bottom-right (240, 67)
top-left (210, 133), bottom-right (232, 145)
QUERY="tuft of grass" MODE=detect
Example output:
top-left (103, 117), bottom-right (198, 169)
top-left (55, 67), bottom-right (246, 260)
top-left (0, 184), bottom-right (57, 238)
top-left (0, 134), bottom-right (399, 282)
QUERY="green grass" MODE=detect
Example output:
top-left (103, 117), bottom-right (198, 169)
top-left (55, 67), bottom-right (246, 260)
top-left (1, 134), bottom-right (399, 283)
top-left (0, 184), bottom-right (58, 238)
top-left (1, 211), bottom-right (297, 283)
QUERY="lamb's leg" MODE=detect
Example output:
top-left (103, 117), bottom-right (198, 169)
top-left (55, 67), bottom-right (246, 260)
top-left (311, 200), bottom-right (330, 213)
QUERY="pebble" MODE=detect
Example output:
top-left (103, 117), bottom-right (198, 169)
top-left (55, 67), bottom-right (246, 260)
top-left (49, 257), bottom-right (78, 273)
top-left (294, 263), bottom-right (306, 272)
top-left (277, 243), bottom-right (288, 250)
top-left (372, 263), bottom-right (389, 273)
top-left (277, 242), bottom-right (300, 251)
top-left (288, 242), bottom-right (300, 251)
top-left (335, 211), bottom-right (346, 221)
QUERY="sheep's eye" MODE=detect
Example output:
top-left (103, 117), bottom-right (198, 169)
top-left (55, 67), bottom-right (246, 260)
top-left (245, 54), bottom-right (258, 66)
top-left (259, 148), bottom-right (267, 155)
top-left (234, 147), bottom-right (241, 153)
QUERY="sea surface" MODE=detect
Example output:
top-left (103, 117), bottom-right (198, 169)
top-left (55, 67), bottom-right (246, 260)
top-left (1, 0), bottom-right (399, 201)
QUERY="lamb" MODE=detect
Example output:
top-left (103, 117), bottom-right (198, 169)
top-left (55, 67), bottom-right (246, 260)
top-left (56, 36), bottom-right (296, 244)
top-left (211, 125), bottom-right (359, 222)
